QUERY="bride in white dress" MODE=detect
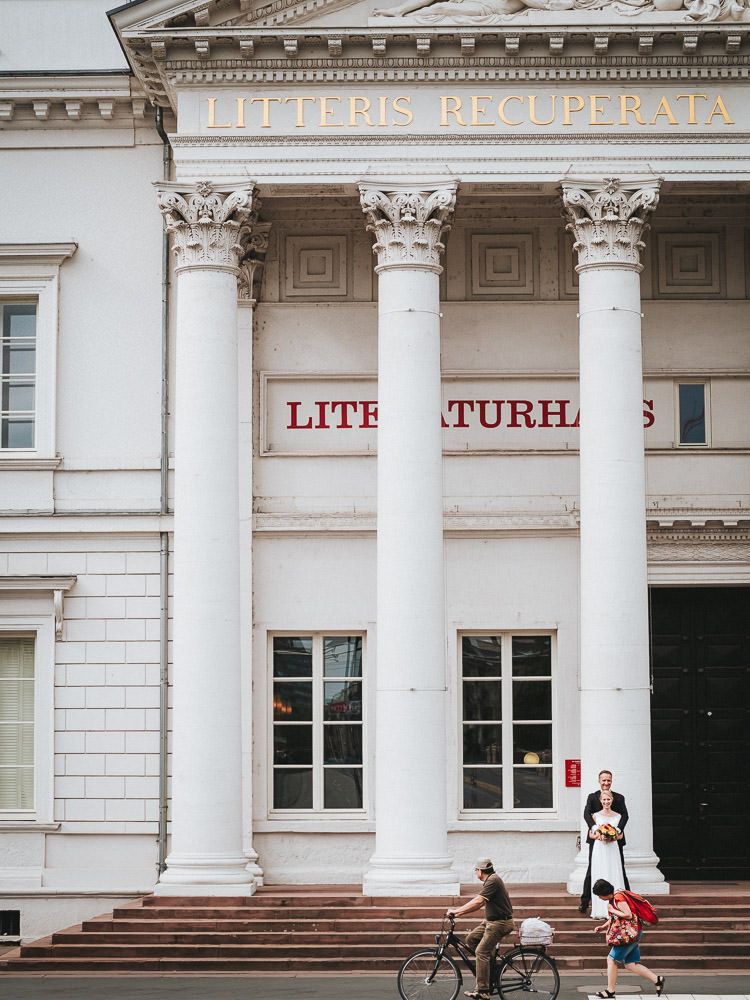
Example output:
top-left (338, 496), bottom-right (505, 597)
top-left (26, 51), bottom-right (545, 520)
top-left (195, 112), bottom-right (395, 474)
top-left (590, 791), bottom-right (626, 919)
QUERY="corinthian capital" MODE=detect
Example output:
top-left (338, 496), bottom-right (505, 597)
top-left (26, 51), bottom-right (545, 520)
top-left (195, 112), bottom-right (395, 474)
top-left (359, 183), bottom-right (457, 272)
top-left (237, 222), bottom-right (271, 302)
top-left (155, 181), bottom-right (259, 273)
top-left (562, 178), bottom-right (661, 271)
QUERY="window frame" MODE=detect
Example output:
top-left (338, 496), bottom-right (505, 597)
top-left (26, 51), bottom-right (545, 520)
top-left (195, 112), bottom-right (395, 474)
top-left (267, 631), bottom-right (367, 819)
top-left (0, 611), bottom-right (55, 824)
top-left (674, 379), bottom-right (711, 449)
top-left (458, 630), bottom-right (556, 818)
top-left (0, 244), bottom-right (76, 463)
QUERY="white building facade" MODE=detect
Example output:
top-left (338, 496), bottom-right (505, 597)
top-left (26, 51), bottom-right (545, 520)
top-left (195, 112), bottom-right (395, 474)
top-left (0, 0), bottom-right (748, 940)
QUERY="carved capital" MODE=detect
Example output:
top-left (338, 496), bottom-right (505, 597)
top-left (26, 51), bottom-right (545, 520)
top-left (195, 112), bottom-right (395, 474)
top-left (155, 181), bottom-right (259, 273)
top-left (359, 183), bottom-right (457, 272)
top-left (561, 177), bottom-right (661, 271)
top-left (237, 223), bottom-right (271, 301)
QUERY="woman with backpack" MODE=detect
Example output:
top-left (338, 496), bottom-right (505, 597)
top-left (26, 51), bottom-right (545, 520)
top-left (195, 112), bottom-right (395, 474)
top-left (591, 879), bottom-right (665, 999)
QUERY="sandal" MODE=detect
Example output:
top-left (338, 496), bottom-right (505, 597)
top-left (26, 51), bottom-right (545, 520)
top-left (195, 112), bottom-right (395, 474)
top-left (464, 993), bottom-right (491, 1000)
top-left (656, 976), bottom-right (666, 996)
top-left (595, 991), bottom-right (615, 998)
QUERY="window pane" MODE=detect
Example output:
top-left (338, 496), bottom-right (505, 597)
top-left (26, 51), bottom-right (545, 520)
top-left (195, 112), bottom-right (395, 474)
top-left (273, 725), bottom-right (312, 764)
top-left (273, 681), bottom-right (312, 721)
top-left (0, 680), bottom-right (35, 722)
top-left (0, 724), bottom-right (34, 766)
top-left (463, 679), bottom-right (502, 721)
top-left (462, 636), bottom-right (502, 677)
top-left (3, 344), bottom-right (35, 375)
top-left (324, 724), bottom-right (362, 764)
top-left (324, 636), bottom-right (362, 677)
top-left (513, 723), bottom-right (552, 764)
top-left (324, 767), bottom-right (362, 809)
top-left (273, 636), bottom-right (312, 677)
top-left (0, 639), bottom-right (34, 679)
top-left (512, 680), bottom-right (551, 721)
top-left (3, 304), bottom-right (36, 339)
top-left (513, 767), bottom-right (553, 808)
top-left (2, 418), bottom-right (34, 449)
top-left (678, 383), bottom-right (706, 444)
top-left (273, 767), bottom-right (312, 809)
top-left (324, 681), bottom-right (362, 721)
top-left (0, 767), bottom-right (34, 810)
top-left (463, 767), bottom-right (502, 809)
top-left (512, 636), bottom-right (551, 676)
top-left (463, 724), bottom-right (502, 765)
top-left (2, 379), bottom-right (34, 411)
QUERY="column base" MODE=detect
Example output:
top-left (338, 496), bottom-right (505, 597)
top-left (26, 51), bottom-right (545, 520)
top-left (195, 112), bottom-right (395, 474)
top-left (154, 852), bottom-right (256, 896)
top-left (363, 855), bottom-right (460, 897)
top-left (566, 849), bottom-right (670, 896)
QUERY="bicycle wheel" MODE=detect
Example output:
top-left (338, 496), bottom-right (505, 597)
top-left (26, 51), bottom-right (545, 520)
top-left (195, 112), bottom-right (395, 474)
top-left (496, 947), bottom-right (560, 1000)
top-left (397, 948), bottom-right (461, 1000)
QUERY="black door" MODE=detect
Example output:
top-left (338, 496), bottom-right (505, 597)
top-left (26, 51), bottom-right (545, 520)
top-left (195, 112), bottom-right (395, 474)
top-left (650, 586), bottom-right (750, 880)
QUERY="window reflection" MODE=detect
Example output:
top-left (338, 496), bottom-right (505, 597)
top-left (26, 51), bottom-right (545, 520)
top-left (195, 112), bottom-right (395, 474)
top-left (678, 383), bottom-right (706, 445)
top-left (463, 724), bottom-right (502, 765)
top-left (273, 681), bottom-right (312, 721)
top-left (463, 680), bottom-right (502, 721)
top-left (273, 636), bottom-right (312, 678)
top-left (462, 636), bottom-right (502, 677)
top-left (324, 767), bottom-right (363, 809)
top-left (324, 636), bottom-right (362, 678)
top-left (324, 681), bottom-right (362, 721)
top-left (463, 767), bottom-right (502, 809)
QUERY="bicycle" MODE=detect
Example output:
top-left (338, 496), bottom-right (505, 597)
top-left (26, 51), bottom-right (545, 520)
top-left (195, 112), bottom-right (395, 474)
top-left (397, 915), bottom-right (560, 1000)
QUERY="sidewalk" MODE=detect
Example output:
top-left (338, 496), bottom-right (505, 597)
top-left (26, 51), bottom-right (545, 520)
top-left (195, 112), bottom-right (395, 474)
top-left (0, 974), bottom-right (749, 1000)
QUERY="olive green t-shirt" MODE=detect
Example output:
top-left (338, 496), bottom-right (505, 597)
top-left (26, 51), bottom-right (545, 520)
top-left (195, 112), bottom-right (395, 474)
top-left (480, 872), bottom-right (513, 921)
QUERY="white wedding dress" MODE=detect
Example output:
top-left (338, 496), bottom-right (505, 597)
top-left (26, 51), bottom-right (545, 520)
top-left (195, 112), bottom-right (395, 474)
top-left (590, 810), bottom-right (626, 919)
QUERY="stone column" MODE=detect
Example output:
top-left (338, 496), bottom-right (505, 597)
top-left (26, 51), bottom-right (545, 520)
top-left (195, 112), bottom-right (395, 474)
top-left (359, 183), bottom-right (460, 896)
top-left (562, 178), bottom-right (667, 895)
top-left (154, 180), bottom-right (258, 895)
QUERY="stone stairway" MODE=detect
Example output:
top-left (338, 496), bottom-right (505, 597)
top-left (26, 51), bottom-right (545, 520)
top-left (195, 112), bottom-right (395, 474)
top-left (2, 884), bottom-right (749, 974)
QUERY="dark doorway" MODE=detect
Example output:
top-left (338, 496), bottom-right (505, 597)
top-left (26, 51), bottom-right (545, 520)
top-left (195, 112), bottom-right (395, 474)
top-left (650, 586), bottom-right (750, 880)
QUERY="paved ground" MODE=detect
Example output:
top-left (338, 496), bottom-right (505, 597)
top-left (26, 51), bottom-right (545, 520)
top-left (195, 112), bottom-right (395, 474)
top-left (0, 974), bottom-right (749, 1000)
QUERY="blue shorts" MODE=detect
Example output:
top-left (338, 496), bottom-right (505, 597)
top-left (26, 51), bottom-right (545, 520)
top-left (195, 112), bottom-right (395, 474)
top-left (608, 931), bottom-right (643, 965)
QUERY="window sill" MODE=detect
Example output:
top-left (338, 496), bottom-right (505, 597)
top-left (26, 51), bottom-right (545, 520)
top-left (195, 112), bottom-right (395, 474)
top-left (450, 818), bottom-right (579, 832)
top-left (0, 455), bottom-right (61, 470)
top-left (0, 821), bottom-right (60, 832)
top-left (255, 818), bottom-right (374, 833)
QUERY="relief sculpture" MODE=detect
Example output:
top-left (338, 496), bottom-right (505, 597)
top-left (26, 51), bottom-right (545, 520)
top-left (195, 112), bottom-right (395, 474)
top-left (372, 0), bottom-right (749, 22)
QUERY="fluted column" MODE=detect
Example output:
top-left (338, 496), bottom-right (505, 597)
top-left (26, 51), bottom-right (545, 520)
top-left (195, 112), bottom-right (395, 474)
top-left (154, 180), bottom-right (258, 895)
top-left (359, 183), bottom-right (460, 896)
top-left (562, 178), bottom-right (667, 895)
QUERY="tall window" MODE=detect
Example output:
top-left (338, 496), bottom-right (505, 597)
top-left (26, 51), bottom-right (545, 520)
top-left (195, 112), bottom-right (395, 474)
top-left (0, 637), bottom-right (35, 811)
top-left (271, 634), bottom-right (364, 812)
top-left (677, 382), bottom-right (708, 446)
top-left (461, 633), bottom-right (553, 811)
top-left (1, 303), bottom-right (36, 449)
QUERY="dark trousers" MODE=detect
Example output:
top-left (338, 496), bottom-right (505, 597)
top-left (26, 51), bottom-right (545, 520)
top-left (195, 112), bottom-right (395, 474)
top-left (580, 837), bottom-right (630, 905)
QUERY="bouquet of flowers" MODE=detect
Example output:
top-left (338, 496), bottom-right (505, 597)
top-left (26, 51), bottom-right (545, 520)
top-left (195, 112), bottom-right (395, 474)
top-left (597, 822), bottom-right (619, 841)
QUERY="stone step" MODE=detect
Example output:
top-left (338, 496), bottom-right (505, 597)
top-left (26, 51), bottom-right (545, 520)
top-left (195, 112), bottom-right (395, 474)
top-left (21, 940), bottom-right (750, 959)
top-left (5, 955), bottom-right (750, 973)
top-left (63, 929), bottom-right (750, 945)
top-left (110, 903), bottom-right (750, 921)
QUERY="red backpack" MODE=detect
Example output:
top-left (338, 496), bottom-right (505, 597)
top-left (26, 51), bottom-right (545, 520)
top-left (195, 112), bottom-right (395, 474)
top-left (619, 890), bottom-right (659, 926)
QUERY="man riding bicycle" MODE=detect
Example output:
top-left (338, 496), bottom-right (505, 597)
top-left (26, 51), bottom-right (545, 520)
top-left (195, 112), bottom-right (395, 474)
top-left (446, 858), bottom-right (515, 1000)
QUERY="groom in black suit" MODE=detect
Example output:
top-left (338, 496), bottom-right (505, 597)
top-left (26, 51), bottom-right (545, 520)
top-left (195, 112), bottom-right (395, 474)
top-left (578, 769), bottom-right (630, 913)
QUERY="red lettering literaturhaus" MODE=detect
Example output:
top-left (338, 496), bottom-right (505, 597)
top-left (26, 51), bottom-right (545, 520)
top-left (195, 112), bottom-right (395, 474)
top-left (287, 399), bottom-right (655, 430)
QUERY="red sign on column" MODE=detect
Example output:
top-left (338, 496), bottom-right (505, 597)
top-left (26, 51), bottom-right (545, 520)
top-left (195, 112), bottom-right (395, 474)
top-left (565, 759), bottom-right (581, 787)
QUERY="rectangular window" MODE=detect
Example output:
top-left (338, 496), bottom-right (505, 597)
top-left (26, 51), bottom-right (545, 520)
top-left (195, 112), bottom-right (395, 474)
top-left (272, 634), bottom-right (364, 812)
top-left (0, 637), bottom-right (35, 811)
top-left (677, 382), bottom-right (707, 446)
top-left (461, 633), bottom-right (553, 812)
top-left (1, 302), bottom-right (36, 450)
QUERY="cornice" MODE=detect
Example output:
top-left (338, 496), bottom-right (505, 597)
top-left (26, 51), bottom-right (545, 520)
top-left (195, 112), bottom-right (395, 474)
top-left (118, 24), bottom-right (749, 107)
top-left (0, 74), bottom-right (153, 128)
